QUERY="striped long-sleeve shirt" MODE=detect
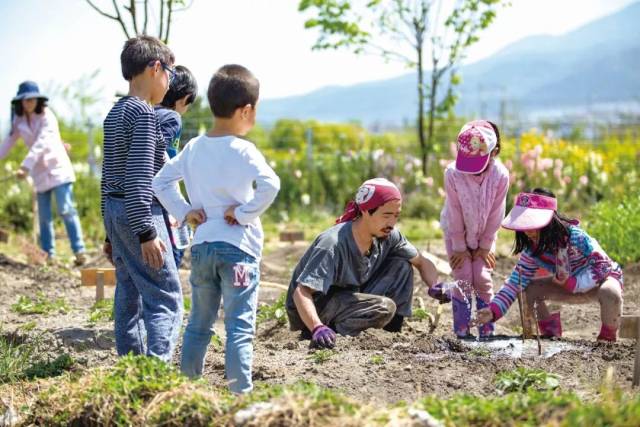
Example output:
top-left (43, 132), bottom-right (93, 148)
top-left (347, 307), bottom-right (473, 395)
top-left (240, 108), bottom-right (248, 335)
top-left (489, 224), bottom-right (623, 321)
top-left (101, 96), bottom-right (166, 243)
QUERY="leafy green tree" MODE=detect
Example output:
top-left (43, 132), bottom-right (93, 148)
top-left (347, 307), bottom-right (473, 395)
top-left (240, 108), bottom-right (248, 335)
top-left (84, 0), bottom-right (194, 43)
top-left (298, 0), bottom-right (504, 174)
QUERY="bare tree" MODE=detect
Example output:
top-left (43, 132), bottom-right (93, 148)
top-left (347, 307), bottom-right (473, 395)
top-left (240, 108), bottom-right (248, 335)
top-left (85, 0), bottom-right (194, 43)
top-left (299, 0), bottom-right (505, 174)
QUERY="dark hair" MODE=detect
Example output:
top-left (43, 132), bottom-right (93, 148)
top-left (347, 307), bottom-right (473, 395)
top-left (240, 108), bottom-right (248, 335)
top-left (487, 120), bottom-right (501, 156)
top-left (160, 65), bottom-right (198, 108)
top-left (12, 98), bottom-right (47, 117)
top-left (120, 35), bottom-right (175, 81)
top-left (207, 64), bottom-right (259, 118)
top-left (513, 188), bottom-right (576, 257)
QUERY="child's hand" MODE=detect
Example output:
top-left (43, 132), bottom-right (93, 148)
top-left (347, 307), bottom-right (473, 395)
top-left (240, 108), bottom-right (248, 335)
top-left (224, 206), bottom-right (239, 226)
top-left (63, 142), bottom-right (71, 152)
top-left (473, 248), bottom-right (496, 269)
top-left (185, 208), bottom-right (206, 227)
top-left (449, 250), bottom-right (470, 269)
top-left (471, 307), bottom-right (494, 327)
top-left (103, 241), bottom-right (113, 265)
top-left (16, 167), bottom-right (28, 180)
top-left (141, 238), bottom-right (167, 270)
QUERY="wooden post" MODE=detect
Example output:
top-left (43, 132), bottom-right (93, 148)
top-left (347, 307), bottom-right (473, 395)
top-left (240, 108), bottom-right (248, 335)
top-left (96, 271), bottom-right (105, 302)
top-left (81, 268), bottom-right (116, 302)
top-left (620, 315), bottom-right (640, 387)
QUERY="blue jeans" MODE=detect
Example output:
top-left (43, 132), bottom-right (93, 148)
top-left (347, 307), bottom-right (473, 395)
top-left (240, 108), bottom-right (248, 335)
top-left (181, 241), bottom-right (260, 394)
top-left (37, 182), bottom-right (85, 256)
top-left (103, 197), bottom-right (183, 362)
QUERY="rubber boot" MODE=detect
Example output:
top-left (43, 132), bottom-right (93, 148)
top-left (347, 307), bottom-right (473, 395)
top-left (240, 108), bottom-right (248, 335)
top-left (538, 312), bottom-right (562, 338)
top-left (476, 298), bottom-right (495, 338)
top-left (596, 323), bottom-right (617, 342)
top-left (452, 297), bottom-right (472, 338)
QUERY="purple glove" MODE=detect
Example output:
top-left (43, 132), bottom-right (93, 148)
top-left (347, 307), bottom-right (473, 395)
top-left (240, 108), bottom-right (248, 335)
top-left (428, 282), bottom-right (451, 304)
top-left (311, 325), bottom-right (336, 348)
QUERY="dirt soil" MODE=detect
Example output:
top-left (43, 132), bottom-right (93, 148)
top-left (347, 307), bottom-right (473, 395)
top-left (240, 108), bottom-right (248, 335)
top-left (0, 239), bottom-right (638, 404)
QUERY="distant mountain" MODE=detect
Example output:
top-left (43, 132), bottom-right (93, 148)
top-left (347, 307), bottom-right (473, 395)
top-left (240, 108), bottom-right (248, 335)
top-left (259, 1), bottom-right (640, 124)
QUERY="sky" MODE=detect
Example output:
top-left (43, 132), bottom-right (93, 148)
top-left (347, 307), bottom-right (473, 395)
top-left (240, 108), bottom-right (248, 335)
top-left (0, 0), bottom-right (636, 129)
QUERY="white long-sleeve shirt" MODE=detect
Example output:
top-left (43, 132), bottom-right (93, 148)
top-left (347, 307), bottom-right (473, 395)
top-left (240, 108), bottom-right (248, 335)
top-left (152, 134), bottom-right (280, 260)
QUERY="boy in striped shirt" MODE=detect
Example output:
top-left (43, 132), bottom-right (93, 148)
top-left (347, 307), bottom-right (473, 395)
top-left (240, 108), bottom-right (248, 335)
top-left (101, 36), bottom-right (202, 361)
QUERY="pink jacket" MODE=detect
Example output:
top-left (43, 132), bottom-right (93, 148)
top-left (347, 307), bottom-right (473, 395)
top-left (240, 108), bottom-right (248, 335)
top-left (440, 159), bottom-right (510, 252)
top-left (0, 109), bottom-right (75, 193)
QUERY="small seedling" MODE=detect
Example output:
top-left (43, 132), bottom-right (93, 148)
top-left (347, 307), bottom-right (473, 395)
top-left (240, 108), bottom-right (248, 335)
top-left (495, 367), bottom-right (560, 394)
top-left (88, 298), bottom-right (114, 324)
top-left (11, 293), bottom-right (70, 315)
top-left (256, 293), bottom-right (287, 326)
top-left (309, 349), bottom-right (334, 364)
top-left (469, 347), bottom-right (491, 357)
top-left (183, 296), bottom-right (192, 312)
top-left (210, 334), bottom-right (223, 351)
top-left (411, 308), bottom-right (435, 324)
top-left (370, 355), bottom-right (384, 365)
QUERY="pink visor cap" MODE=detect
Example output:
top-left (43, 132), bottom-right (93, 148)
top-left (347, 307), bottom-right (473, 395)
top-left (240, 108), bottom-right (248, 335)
top-left (502, 192), bottom-right (558, 231)
top-left (455, 120), bottom-right (498, 174)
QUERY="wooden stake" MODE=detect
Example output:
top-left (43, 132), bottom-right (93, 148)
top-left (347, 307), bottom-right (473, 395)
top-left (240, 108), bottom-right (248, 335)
top-left (634, 320), bottom-right (640, 387)
top-left (96, 271), bottom-right (105, 302)
top-left (516, 266), bottom-right (526, 342)
top-left (620, 315), bottom-right (640, 387)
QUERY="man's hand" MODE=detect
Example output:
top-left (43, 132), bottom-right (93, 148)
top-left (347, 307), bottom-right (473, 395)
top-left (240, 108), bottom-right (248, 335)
top-left (224, 206), bottom-right (239, 226)
top-left (473, 248), bottom-right (496, 269)
top-left (471, 307), bottom-right (494, 327)
top-left (311, 324), bottom-right (336, 349)
top-left (428, 282), bottom-right (451, 304)
top-left (185, 208), bottom-right (206, 227)
top-left (141, 238), bottom-right (167, 269)
top-left (449, 250), bottom-right (470, 270)
top-left (16, 167), bottom-right (28, 180)
top-left (103, 241), bottom-right (113, 265)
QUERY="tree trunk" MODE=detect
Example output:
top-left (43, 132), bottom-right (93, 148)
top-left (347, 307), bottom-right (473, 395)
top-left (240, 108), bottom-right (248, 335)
top-left (417, 47), bottom-right (427, 175)
top-left (426, 70), bottom-right (438, 177)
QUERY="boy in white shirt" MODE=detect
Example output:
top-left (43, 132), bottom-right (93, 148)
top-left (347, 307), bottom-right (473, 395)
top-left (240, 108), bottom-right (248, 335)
top-left (153, 64), bottom-right (280, 393)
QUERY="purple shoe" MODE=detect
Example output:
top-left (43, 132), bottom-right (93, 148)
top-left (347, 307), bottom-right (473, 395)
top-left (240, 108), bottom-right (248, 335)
top-left (452, 297), bottom-right (471, 338)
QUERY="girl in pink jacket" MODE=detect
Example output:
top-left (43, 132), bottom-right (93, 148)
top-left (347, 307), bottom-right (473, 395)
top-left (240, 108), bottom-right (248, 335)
top-left (0, 81), bottom-right (85, 265)
top-left (440, 120), bottom-right (509, 338)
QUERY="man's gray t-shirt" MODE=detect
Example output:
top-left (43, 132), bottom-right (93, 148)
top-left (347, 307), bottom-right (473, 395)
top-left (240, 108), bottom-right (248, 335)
top-left (286, 221), bottom-right (418, 329)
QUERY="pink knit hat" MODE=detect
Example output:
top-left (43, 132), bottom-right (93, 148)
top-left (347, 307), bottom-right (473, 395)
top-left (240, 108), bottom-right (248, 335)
top-left (502, 192), bottom-right (557, 231)
top-left (455, 120), bottom-right (498, 174)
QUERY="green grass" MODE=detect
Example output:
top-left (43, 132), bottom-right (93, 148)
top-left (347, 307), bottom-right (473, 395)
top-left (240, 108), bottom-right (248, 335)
top-left (11, 293), bottom-right (70, 315)
top-left (183, 296), bottom-right (192, 312)
top-left (20, 357), bottom-right (640, 426)
top-left (585, 193), bottom-right (640, 266)
top-left (494, 367), bottom-right (560, 394)
top-left (0, 331), bottom-right (74, 384)
top-left (88, 298), bottom-right (114, 324)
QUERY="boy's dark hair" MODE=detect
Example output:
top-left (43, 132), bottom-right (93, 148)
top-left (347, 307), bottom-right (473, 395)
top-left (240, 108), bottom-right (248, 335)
top-left (160, 65), bottom-right (198, 108)
top-left (513, 188), bottom-right (577, 257)
top-left (12, 98), bottom-right (47, 117)
top-left (207, 64), bottom-right (259, 118)
top-left (120, 35), bottom-right (175, 81)
top-left (487, 120), bottom-right (501, 156)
